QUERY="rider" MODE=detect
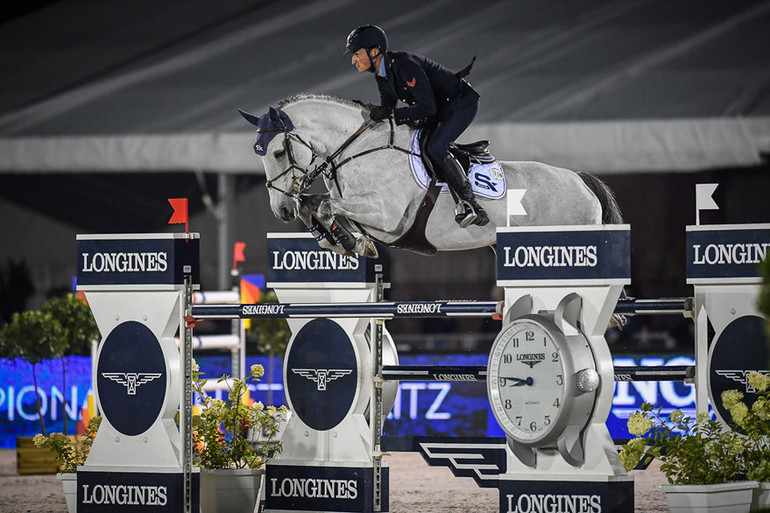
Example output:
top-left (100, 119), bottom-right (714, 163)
top-left (345, 24), bottom-right (489, 228)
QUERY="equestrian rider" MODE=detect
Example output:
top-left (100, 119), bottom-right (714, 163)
top-left (345, 24), bottom-right (489, 228)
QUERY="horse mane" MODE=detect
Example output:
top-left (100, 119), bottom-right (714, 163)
top-left (276, 93), bottom-right (365, 112)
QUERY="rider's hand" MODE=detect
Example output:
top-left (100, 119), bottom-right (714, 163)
top-left (369, 106), bottom-right (392, 121)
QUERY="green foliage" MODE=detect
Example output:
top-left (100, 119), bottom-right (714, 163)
top-left (33, 416), bottom-right (101, 473)
top-left (0, 310), bottom-right (67, 364)
top-left (619, 403), bottom-right (746, 484)
top-left (191, 360), bottom-right (287, 469)
top-left (760, 256), bottom-right (770, 326)
top-left (247, 291), bottom-right (290, 357)
top-left (721, 372), bottom-right (770, 482)
top-left (41, 294), bottom-right (100, 356)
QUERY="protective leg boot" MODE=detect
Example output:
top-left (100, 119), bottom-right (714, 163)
top-left (330, 218), bottom-right (356, 253)
top-left (440, 154), bottom-right (490, 227)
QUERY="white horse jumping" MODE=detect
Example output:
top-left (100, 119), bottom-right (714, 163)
top-left (240, 94), bottom-right (621, 258)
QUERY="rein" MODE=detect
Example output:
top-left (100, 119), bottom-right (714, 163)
top-left (264, 117), bottom-right (418, 198)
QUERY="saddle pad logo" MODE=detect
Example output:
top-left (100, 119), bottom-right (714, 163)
top-left (408, 130), bottom-right (506, 200)
top-left (96, 321), bottom-right (166, 436)
top-left (285, 318), bottom-right (357, 431)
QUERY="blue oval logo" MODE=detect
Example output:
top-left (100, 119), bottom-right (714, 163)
top-left (285, 319), bottom-right (357, 431)
top-left (96, 321), bottom-right (166, 436)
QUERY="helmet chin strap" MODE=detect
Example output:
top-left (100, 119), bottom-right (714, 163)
top-left (366, 48), bottom-right (378, 73)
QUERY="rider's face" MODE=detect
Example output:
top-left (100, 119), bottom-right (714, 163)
top-left (351, 48), bottom-right (376, 73)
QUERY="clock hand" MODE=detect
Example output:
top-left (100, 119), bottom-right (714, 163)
top-left (499, 376), bottom-right (534, 387)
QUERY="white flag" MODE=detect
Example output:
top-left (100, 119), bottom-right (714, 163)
top-left (696, 183), bottom-right (719, 212)
top-left (506, 189), bottom-right (527, 225)
top-left (695, 183), bottom-right (719, 225)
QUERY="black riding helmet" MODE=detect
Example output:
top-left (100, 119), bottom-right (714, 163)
top-left (344, 24), bottom-right (388, 55)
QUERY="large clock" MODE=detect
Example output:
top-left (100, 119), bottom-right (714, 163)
top-left (487, 304), bottom-right (600, 467)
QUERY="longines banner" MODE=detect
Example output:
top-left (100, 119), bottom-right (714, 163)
top-left (686, 224), bottom-right (770, 282)
top-left (77, 471), bottom-right (199, 512)
top-left (265, 464), bottom-right (388, 513)
top-left (496, 226), bottom-right (630, 283)
top-left (76, 234), bottom-right (200, 287)
top-left (266, 233), bottom-right (390, 285)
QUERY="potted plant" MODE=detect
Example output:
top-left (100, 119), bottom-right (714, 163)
top-left (33, 416), bottom-right (101, 513)
top-left (0, 309), bottom-right (68, 474)
top-left (40, 294), bottom-right (99, 435)
top-left (619, 403), bottom-right (756, 512)
top-left (721, 371), bottom-right (770, 511)
top-left (192, 359), bottom-right (288, 513)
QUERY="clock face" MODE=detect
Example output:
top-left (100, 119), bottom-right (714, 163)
top-left (487, 317), bottom-right (567, 444)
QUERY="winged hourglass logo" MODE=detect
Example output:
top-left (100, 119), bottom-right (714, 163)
top-left (715, 370), bottom-right (770, 393)
top-left (102, 372), bottom-right (162, 395)
top-left (292, 368), bottom-right (352, 391)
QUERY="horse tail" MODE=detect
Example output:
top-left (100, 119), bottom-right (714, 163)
top-left (577, 171), bottom-right (623, 224)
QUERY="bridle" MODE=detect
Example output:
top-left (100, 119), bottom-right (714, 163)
top-left (258, 114), bottom-right (417, 198)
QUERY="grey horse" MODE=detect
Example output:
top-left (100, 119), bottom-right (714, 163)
top-left (241, 94), bottom-right (621, 258)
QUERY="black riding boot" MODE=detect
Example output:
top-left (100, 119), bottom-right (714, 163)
top-left (439, 154), bottom-right (489, 227)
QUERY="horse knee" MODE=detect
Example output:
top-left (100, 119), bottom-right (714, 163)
top-left (316, 199), bottom-right (335, 221)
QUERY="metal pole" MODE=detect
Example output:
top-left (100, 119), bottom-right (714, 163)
top-left (217, 173), bottom-right (233, 291)
top-left (182, 271), bottom-right (194, 513)
top-left (379, 365), bottom-right (694, 383)
top-left (371, 268), bottom-right (384, 513)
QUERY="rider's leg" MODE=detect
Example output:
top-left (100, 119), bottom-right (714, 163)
top-left (426, 103), bottom-right (489, 227)
top-left (439, 153), bottom-right (489, 227)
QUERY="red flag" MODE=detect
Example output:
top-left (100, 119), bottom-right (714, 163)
top-left (233, 242), bottom-right (246, 270)
top-left (168, 198), bottom-right (189, 234)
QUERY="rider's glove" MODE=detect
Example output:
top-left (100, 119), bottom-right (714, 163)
top-left (369, 106), bottom-right (391, 121)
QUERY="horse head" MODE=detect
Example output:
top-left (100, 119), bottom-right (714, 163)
top-left (239, 106), bottom-right (319, 221)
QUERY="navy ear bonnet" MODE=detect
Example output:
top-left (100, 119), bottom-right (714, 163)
top-left (239, 106), bottom-right (294, 156)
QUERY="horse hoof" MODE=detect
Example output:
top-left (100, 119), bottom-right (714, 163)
top-left (356, 238), bottom-right (379, 259)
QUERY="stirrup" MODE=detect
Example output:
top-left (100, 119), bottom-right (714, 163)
top-left (454, 201), bottom-right (477, 228)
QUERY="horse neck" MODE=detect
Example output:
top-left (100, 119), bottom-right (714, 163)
top-left (283, 101), bottom-right (363, 154)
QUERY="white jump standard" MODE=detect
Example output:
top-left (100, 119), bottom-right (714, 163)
top-left (75, 233), bottom-right (201, 513)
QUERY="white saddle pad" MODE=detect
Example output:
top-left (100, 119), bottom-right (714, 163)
top-left (408, 130), bottom-right (506, 200)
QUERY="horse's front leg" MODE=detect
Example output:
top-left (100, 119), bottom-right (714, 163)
top-left (295, 195), bottom-right (346, 254)
top-left (308, 195), bottom-right (379, 258)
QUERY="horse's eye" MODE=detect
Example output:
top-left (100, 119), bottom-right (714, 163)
top-left (273, 149), bottom-right (286, 159)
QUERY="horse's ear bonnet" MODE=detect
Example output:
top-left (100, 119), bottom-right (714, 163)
top-left (239, 106), bottom-right (294, 156)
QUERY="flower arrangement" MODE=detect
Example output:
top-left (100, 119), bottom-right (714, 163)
top-left (192, 360), bottom-right (288, 469)
top-left (721, 371), bottom-right (770, 483)
top-left (619, 403), bottom-right (746, 484)
top-left (33, 416), bottom-right (102, 473)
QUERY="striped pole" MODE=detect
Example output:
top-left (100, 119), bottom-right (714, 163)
top-left (190, 297), bottom-right (692, 320)
top-left (380, 365), bottom-right (694, 383)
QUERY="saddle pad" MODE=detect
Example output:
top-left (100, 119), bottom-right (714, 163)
top-left (408, 130), bottom-right (506, 200)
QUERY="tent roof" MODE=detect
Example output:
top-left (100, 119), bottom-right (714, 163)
top-left (0, 0), bottom-right (768, 174)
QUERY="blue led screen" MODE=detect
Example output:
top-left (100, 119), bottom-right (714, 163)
top-left (0, 353), bottom-right (695, 447)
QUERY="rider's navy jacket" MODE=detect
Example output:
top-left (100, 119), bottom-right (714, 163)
top-left (375, 51), bottom-right (479, 127)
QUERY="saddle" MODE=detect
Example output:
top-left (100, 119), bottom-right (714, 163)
top-left (417, 127), bottom-right (495, 180)
top-left (389, 128), bottom-right (497, 255)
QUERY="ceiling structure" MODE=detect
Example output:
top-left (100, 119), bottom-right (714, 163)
top-left (0, 0), bottom-right (767, 176)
